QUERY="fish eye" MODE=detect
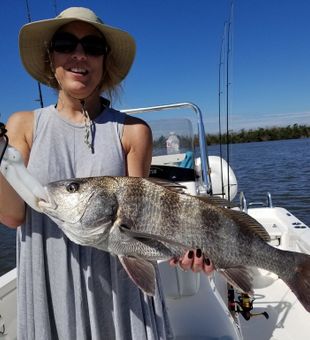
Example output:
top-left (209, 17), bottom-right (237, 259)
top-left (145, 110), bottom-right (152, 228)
top-left (66, 182), bottom-right (80, 193)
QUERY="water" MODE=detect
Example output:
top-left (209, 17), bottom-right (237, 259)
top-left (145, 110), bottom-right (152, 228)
top-left (0, 226), bottom-right (16, 276)
top-left (209, 138), bottom-right (310, 226)
top-left (0, 138), bottom-right (309, 276)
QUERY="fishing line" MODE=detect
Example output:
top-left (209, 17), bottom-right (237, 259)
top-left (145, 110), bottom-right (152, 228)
top-left (52, 0), bottom-right (58, 16)
top-left (24, 0), bottom-right (44, 108)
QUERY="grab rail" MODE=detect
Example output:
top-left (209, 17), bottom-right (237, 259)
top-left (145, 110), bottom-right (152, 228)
top-left (239, 191), bottom-right (247, 213)
top-left (240, 191), bottom-right (273, 212)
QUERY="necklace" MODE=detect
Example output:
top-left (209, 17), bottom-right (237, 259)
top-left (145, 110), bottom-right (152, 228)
top-left (55, 97), bottom-right (110, 153)
top-left (80, 99), bottom-right (92, 151)
top-left (80, 97), bottom-right (110, 153)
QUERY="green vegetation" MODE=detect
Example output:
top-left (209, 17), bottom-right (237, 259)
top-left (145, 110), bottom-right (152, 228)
top-left (152, 124), bottom-right (309, 149)
top-left (206, 124), bottom-right (310, 145)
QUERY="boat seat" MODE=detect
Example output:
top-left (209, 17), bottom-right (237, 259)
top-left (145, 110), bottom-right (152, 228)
top-left (150, 164), bottom-right (195, 182)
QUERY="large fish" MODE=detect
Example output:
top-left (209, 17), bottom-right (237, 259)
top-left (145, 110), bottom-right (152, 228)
top-left (38, 176), bottom-right (310, 312)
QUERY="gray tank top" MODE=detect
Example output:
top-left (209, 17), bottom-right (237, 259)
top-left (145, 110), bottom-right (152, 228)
top-left (16, 105), bottom-right (172, 340)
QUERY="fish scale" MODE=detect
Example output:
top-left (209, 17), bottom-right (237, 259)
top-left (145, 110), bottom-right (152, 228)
top-left (122, 179), bottom-right (204, 244)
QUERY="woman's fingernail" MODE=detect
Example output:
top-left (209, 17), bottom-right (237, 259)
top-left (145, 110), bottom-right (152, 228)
top-left (188, 250), bottom-right (194, 259)
top-left (205, 257), bottom-right (211, 266)
top-left (196, 249), bottom-right (202, 258)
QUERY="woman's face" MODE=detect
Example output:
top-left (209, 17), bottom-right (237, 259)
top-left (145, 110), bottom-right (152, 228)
top-left (51, 21), bottom-right (106, 99)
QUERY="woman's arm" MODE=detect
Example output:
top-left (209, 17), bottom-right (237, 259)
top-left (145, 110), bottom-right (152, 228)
top-left (122, 115), bottom-right (152, 177)
top-left (0, 111), bottom-right (33, 228)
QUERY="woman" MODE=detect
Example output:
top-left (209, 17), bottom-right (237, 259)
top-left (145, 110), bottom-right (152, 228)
top-left (0, 7), bottom-right (212, 339)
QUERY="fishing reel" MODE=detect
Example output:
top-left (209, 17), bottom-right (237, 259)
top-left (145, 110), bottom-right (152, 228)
top-left (0, 121), bottom-right (9, 164)
top-left (228, 286), bottom-right (269, 321)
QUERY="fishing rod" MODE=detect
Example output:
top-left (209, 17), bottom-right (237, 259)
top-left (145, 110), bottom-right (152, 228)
top-left (225, 1), bottom-right (234, 202)
top-left (24, 0), bottom-right (44, 108)
top-left (218, 22), bottom-right (227, 198)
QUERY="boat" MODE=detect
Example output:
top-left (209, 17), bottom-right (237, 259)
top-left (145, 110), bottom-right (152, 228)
top-left (0, 101), bottom-right (310, 339)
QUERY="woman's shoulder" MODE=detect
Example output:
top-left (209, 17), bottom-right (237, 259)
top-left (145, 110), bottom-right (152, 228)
top-left (124, 115), bottom-right (152, 140)
top-left (124, 114), bottom-right (148, 125)
top-left (7, 105), bottom-right (55, 137)
top-left (6, 110), bottom-right (34, 136)
top-left (6, 106), bottom-right (54, 150)
top-left (7, 110), bottom-right (34, 123)
top-left (5, 110), bottom-right (35, 161)
top-left (122, 114), bottom-right (152, 150)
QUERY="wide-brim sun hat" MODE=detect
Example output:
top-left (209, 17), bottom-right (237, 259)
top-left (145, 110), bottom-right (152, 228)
top-left (19, 7), bottom-right (136, 89)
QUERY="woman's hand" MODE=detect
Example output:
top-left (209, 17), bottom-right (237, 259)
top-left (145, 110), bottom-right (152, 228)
top-left (169, 250), bottom-right (214, 275)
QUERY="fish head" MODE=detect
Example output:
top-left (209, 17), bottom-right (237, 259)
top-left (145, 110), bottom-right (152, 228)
top-left (38, 177), bottom-right (118, 248)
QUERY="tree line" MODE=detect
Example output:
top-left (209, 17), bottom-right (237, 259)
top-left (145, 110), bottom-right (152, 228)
top-left (205, 124), bottom-right (310, 145)
top-left (152, 124), bottom-right (309, 150)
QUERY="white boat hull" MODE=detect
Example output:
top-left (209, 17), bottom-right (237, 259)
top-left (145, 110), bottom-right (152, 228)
top-left (0, 268), bottom-right (17, 340)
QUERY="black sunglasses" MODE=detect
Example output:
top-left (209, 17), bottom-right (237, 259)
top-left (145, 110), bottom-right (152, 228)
top-left (50, 32), bottom-right (109, 56)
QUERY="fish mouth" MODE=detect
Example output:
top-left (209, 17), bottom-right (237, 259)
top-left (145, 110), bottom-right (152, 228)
top-left (37, 188), bottom-right (95, 225)
top-left (38, 187), bottom-right (58, 212)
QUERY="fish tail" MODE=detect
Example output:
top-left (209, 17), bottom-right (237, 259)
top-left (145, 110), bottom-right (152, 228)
top-left (285, 252), bottom-right (310, 312)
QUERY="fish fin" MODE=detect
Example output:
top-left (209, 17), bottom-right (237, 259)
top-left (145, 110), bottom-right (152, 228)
top-left (119, 256), bottom-right (156, 296)
top-left (284, 252), bottom-right (310, 312)
top-left (194, 195), bottom-right (235, 208)
top-left (222, 209), bottom-right (271, 242)
top-left (119, 225), bottom-right (189, 252)
top-left (147, 177), bottom-right (236, 207)
top-left (219, 266), bottom-right (254, 295)
top-left (146, 178), bottom-right (187, 193)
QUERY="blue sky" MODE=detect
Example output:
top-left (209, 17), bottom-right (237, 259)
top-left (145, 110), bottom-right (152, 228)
top-left (0, 0), bottom-right (309, 133)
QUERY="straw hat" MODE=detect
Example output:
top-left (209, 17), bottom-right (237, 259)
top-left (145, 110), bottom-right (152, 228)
top-left (19, 7), bottom-right (136, 89)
